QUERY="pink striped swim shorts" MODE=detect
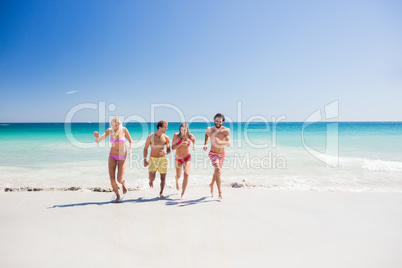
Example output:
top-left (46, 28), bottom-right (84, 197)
top-left (208, 151), bottom-right (225, 168)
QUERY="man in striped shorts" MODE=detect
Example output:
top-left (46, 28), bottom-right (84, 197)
top-left (203, 113), bottom-right (231, 199)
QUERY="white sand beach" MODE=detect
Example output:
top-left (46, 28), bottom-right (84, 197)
top-left (1, 187), bottom-right (402, 268)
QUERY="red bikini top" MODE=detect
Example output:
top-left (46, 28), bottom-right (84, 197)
top-left (177, 136), bottom-right (191, 146)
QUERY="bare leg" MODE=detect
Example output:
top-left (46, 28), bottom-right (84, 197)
top-left (149, 172), bottom-right (156, 188)
top-left (209, 173), bottom-right (216, 196)
top-left (214, 165), bottom-right (222, 199)
top-left (160, 173), bottom-right (166, 197)
top-left (117, 157), bottom-right (127, 194)
top-left (108, 156), bottom-right (120, 202)
top-left (175, 161), bottom-right (182, 191)
top-left (181, 161), bottom-right (191, 199)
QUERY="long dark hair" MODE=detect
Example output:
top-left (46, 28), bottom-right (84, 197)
top-left (178, 123), bottom-right (190, 140)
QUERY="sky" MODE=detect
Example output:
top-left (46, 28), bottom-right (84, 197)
top-left (0, 0), bottom-right (401, 122)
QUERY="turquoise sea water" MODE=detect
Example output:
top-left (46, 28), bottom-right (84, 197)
top-left (1, 122), bottom-right (402, 192)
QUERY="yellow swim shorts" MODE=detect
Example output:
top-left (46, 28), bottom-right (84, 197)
top-left (148, 156), bottom-right (168, 174)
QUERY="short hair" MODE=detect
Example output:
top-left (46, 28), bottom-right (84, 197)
top-left (157, 120), bottom-right (167, 129)
top-left (214, 113), bottom-right (225, 122)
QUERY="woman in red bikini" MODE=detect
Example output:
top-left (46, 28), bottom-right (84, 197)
top-left (93, 116), bottom-right (133, 202)
top-left (172, 123), bottom-right (196, 200)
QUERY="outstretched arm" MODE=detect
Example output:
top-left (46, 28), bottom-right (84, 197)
top-left (94, 129), bottom-right (110, 143)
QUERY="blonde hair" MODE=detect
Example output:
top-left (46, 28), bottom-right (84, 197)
top-left (110, 116), bottom-right (122, 140)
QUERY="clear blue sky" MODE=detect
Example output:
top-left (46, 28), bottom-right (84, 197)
top-left (1, 0), bottom-right (401, 122)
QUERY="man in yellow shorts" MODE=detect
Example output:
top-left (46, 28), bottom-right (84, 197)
top-left (143, 120), bottom-right (171, 197)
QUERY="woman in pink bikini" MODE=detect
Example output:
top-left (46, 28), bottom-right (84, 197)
top-left (93, 116), bottom-right (133, 202)
top-left (172, 123), bottom-right (196, 199)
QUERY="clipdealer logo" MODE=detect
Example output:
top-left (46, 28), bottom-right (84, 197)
top-left (63, 100), bottom-right (339, 169)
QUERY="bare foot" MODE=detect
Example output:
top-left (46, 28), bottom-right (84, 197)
top-left (159, 193), bottom-right (164, 198)
top-left (209, 183), bottom-right (214, 196)
top-left (122, 183), bottom-right (128, 194)
top-left (149, 180), bottom-right (153, 188)
top-left (181, 194), bottom-right (186, 200)
top-left (114, 195), bottom-right (121, 203)
top-left (218, 192), bottom-right (223, 200)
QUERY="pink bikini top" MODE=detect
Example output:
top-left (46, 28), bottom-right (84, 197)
top-left (177, 136), bottom-right (191, 146)
top-left (110, 136), bottom-right (126, 143)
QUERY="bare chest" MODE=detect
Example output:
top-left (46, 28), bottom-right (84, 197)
top-left (151, 135), bottom-right (167, 147)
top-left (210, 129), bottom-right (227, 140)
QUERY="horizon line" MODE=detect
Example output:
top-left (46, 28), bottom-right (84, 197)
top-left (1, 121), bottom-right (402, 124)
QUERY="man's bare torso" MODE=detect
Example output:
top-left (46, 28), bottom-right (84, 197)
top-left (149, 132), bottom-right (169, 158)
top-left (208, 126), bottom-right (230, 154)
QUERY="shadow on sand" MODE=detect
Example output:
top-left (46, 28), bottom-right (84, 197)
top-left (48, 195), bottom-right (169, 209)
top-left (166, 196), bottom-right (221, 207)
top-left (48, 194), bottom-right (220, 209)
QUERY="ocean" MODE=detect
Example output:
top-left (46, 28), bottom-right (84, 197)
top-left (1, 122), bottom-right (402, 192)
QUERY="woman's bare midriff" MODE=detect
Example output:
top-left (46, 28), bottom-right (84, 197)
top-left (110, 142), bottom-right (127, 156)
top-left (176, 145), bottom-right (190, 159)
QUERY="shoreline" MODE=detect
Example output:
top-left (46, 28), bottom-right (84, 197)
top-left (1, 188), bottom-right (402, 267)
top-left (1, 182), bottom-right (402, 193)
